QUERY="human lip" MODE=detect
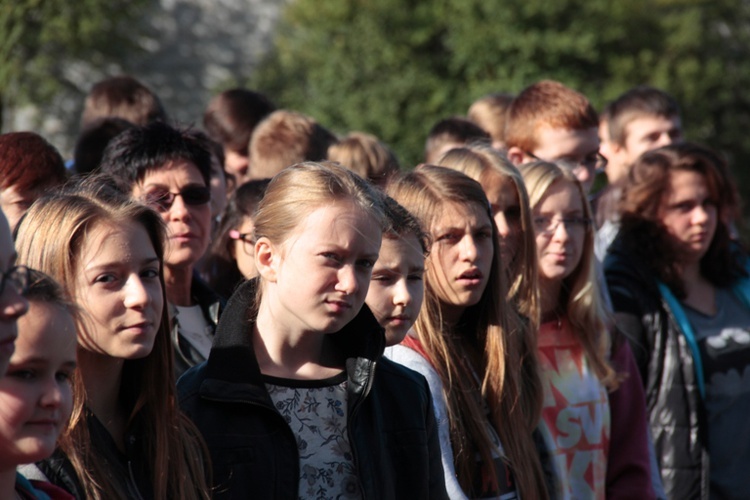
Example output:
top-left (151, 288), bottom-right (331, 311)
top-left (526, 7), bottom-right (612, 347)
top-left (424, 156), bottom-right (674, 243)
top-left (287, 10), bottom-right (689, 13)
top-left (171, 232), bottom-right (198, 241)
top-left (325, 299), bottom-right (353, 314)
top-left (26, 418), bottom-right (60, 430)
top-left (457, 268), bottom-right (484, 286)
top-left (120, 321), bottom-right (154, 335)
top-left (386, 314), bottom-right (411, 326)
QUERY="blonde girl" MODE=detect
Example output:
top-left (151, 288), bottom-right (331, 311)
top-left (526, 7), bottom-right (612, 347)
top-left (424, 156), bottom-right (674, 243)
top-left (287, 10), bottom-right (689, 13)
top-left (178, 162), bottom-right (447, 499)
top-left (387, 165), bottom-right (547, 499)
top-left (16, 181), bottom-right (210, 500)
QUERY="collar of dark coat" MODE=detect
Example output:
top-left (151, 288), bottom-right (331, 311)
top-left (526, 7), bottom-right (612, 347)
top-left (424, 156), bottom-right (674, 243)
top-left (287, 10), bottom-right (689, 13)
top-left (202, 278), bottom-right (386, 389)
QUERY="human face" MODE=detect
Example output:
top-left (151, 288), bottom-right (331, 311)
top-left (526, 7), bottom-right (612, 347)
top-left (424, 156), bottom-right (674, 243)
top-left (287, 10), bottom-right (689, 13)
top-left (533, 180), bottom-right (587, 290)
top-left (483, 174), bottom-right (522, 265)
top-left (75, 221), bottom-right (163, 359)
top-left (133, 160), bottom-right (212, 270)
top-left (366, 234), bottom-right (425, 346)
top-left (224, 149), bottom-right (250, 184)
top-left (0, 211), bottom-right (28, 375)
top-left (531, 125), bottom-right (601, 193)
top-left (260, 202), bottom-right (381, 336)
top-left (658, 170), bottom-right (717, 265)
top-left (428, 202), bottom-right (494, 324)
top-left (0, 184), bottom-right (41, 232)
top-left (0, 301), bottom-right (76, 470)
top-left (233, 216), bottom-right (258, 279)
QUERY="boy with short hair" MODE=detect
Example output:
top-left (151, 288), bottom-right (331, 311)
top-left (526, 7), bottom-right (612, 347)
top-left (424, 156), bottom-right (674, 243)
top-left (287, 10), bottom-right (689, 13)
top-left (80, 75), bottom-right (167, 129)
top-left (424, 117), bottom-right (490, 164)
top-left (505, 80), bottom-right (603, 194)
top-left (467, 93), bottom-right (515, 150)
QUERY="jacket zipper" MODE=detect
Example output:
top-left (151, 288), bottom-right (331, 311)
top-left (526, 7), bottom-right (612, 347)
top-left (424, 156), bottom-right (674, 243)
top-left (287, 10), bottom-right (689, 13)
top-left (347, 359), bottom-right (377, 499)
top-left (127, 460), bottom-right (146, 500)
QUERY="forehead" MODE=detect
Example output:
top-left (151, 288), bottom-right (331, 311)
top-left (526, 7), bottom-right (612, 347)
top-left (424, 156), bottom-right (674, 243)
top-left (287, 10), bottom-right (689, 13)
top-left (625, 114), bottom-right (681, 138)
top-left (79, 220), bottom-right (157, 266)
top-left (483, 175), bottom-right (520, 208)
top-left (534, 125), bottom-right (600, 158)
top-left (377, 234), bottom-right (425, 267)
top-left (285, 201), bottom-right (381, 251)
top-left (663, 170), bottom-right (709, 201)
top-left (535, 179), bottom-right (584, 213)
top-left (140, 159), bottom-right (205, 187)
top-left (15, 301), bottom-right (77, 359)
top-left (433, 201), bottom-right (491, 229)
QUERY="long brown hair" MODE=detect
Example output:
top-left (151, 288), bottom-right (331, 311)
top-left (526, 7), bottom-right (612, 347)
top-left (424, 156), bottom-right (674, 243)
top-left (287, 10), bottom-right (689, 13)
top-left (521, 161), bottom-right (617, 389)
top-left (15, 180), bottom-right (210, 500)
top-left (386, 165), bottom-right (547, 499)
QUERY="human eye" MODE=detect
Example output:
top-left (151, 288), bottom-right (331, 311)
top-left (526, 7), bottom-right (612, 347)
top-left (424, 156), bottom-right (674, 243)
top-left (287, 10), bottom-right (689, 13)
top-left (533, 216), bottom-right (551, 229)
top-left (371, 272), bottom-right (394, 283)
top-left (407, 272), bottom-right (424, 281)
top-left (356, 258), bottom-right (375, 270)
top-left (321, 252), bottom-right (343, 265)
top-left (56, 369), bottom-right (74, 383)
top-left (568, 216), bottom-right (591, 228)
top-left (7, 368), bottom-right (35, 381)
top-left (505, 206), bottom-right (522, 220)
top-left (94, 273), bottom-right (118, 285)
top-left (141, 267), bottom-right (160, 279)
top-left (436, 232), bottom-right (459, 243)
top-left (476, 228), bottom-right (493, 239)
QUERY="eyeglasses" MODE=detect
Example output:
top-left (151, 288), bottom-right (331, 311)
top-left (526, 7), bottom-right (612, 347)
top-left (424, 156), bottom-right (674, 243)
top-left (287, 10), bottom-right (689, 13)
top-left (533, 216), bottom-right (592, 236)
top-left (1, 265), bottom-right (31, 296)
top-left (141, 186), bottom-right (211, 212)
top-left (229, 230), bottom-right (254, 256)
top-left (525, 151), bottom-right (608, 176)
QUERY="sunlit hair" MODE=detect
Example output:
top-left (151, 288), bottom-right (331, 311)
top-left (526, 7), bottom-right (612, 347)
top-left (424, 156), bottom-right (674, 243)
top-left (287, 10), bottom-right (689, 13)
top-left (520, 161), bottom-right (617, 389)
top-left (327, 132), bottom-right (400, 187)
top-left (15, 178), bottom-right (210, 500)
top-left (619, 143), bottom-right (744, 297)
top-left (248, 110), bottom-right (337, 180)
top-left (604, 85), bottom-right (680, 146)
top-left (436, 145), bottom-right (539, 327)
top-left (505, 80), bottom-right (598, 153)
top-left (467, 93), bottom-right (515, 148)
top-left (81, 75), bottom-right (166, 129)
top-left (386, 165), bottom-right (546, 499)
top-left (381, 194), bottom-right (430, 255)
top-left (252, 161), bottom-right (386, 305)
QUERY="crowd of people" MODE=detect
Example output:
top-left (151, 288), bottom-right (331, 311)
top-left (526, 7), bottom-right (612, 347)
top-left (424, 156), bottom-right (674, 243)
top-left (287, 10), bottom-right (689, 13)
top-left (0, 74), bottom-right (746, 500)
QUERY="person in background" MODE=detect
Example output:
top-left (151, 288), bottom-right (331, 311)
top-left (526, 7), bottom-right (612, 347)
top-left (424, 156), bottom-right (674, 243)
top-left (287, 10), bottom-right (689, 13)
top-left (0, 209), bottom-right (29, 377)
top-left (200, 179), bottom-right (270, 299)
top-left (3, 270), bottom-right (77, 500)
top-left (423, 117), bottom-right (490, 164)
top-left (0, 132), bottom-right (67, 231)
top-left (328, 131), bottom-right (401, 188)
top-left (203, 88), bottom-right (276, 186)
top-left (16, 181), bottom-right (211, 500)
top-left (99, 122), bottom-right (223, 377)
top-left (605, 143), bottom-right (748, 499)
top-left (467, 93), bottom-right (515, 151)
top-left (80, 75), bottom-right (166, 130)
top-left (179, 162), bottom-right (447, 499)
top-left (73, 118), bottom-right (135, 177)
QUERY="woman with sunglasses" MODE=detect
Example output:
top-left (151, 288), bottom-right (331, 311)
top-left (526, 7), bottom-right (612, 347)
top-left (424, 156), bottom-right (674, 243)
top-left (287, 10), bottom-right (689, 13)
top-left (100, 122), bottom-right (224, 377)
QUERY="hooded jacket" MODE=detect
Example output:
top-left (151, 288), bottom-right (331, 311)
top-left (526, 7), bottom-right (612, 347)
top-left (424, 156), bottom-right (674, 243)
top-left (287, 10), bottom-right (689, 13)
top-left (177, 279), bottom-right (448, 500)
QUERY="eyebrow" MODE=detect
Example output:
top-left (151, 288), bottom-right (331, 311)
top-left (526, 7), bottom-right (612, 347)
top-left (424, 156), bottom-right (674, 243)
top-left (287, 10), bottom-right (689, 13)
top-left (84, 257), bottom-right (160, 272)
top-left (12, 358), bottom-right (77, 369)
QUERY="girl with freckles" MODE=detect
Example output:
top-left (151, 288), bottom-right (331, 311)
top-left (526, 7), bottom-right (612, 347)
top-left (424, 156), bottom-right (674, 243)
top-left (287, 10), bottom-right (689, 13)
top-left (178, 162), bottom-right (447, 500)
top-left (15, 182), bottom-right (210, 500)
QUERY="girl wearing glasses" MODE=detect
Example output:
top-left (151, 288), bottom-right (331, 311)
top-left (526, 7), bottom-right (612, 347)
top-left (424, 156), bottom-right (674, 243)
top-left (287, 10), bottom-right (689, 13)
top-left (15, 181), bottom-right (210, 500)
top-left (521, 161), bottom-right (653, 499)
top-left (605, 144), bottom-right (750, 499)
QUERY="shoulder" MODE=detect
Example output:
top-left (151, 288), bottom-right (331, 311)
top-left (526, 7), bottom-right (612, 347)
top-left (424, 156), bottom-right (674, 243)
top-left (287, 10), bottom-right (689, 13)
top-left (384, 345), bottom-right (439, 381)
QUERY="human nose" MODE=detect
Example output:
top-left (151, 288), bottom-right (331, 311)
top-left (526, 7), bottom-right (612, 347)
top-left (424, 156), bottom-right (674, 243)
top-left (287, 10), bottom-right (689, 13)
top-left (392, 278), bottom-right (411, 307)
top-left (123, 275), bottom-right (150, 309)
top-left (495, 213), bottom-right (510, 238)
top-left (168, 194), bottom-right (190, 221)
top-left (550, 219), bottom-right (571, 240)
top-left (335, 265), bottom-right (359, 295)
top-left (692, 205), bottom-right (710, 225)
top-left (460, 235), bottom-right (479, 262)
top-left (39, 376), bottom-right (64, 408)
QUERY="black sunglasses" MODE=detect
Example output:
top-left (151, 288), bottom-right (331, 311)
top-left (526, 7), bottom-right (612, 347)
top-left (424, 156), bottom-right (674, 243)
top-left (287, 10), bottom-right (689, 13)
top-left (142, 186), bottom-right (211, 212)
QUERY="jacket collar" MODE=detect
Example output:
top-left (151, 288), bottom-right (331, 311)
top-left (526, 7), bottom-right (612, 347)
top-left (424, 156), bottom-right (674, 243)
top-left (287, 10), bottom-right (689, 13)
top-left (203, 278), bottom-right (386, 388)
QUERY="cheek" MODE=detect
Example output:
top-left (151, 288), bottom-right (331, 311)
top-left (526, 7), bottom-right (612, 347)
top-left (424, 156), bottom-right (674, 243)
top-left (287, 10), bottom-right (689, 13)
top-left (408, 282), bottom-right (425, 309)
top-left (0, 390), bottom-right (28, 434)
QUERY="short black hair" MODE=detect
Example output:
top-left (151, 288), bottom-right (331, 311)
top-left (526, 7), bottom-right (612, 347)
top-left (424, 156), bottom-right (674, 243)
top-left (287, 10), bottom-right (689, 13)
top-left (99, 122), bottom-right (212, 190)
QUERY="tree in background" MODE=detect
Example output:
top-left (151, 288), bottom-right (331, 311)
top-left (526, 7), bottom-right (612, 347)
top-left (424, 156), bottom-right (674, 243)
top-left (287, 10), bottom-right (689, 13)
top-left (0, 0), bottom-right (153, 127)
top-left (253, 0), bottom-right (750, 220)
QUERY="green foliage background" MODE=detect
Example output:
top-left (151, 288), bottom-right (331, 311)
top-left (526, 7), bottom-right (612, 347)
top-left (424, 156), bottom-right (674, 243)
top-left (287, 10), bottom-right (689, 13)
top-left (251, 0), bottom-right (750, 210)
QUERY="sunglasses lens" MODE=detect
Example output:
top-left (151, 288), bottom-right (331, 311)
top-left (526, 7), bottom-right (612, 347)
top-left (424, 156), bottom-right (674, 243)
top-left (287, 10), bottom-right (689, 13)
top-left (144, 191), bottom-right (173, 211)
top-left (182, 187), bottom-right (211, 206)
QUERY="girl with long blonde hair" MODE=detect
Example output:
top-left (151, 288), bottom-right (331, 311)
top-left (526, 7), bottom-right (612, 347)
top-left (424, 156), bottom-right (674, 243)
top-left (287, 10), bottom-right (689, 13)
top-left (16, 180), bottom-right (210, 500)
top-left (387, 165), bottom-right (547, 499)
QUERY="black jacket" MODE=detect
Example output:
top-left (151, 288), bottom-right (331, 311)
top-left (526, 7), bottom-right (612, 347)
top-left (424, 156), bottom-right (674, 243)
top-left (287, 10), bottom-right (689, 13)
top-left (604, 236), bottom-right (709, 500)
top-left (177, 279), bottom-right (448, 500)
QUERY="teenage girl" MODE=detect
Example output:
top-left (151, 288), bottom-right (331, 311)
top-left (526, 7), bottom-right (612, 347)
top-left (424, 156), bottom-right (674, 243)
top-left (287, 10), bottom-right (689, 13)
top-left (178, 162), bottom-right (447, 499)
top-left (521, 161), bottom-right (653, 499)
top-left (1, 271), bottom-right (76, 499)
top-left (16, 182), bottom-right (210, 500)
top-left (386, 165), bottom-right (547, 499)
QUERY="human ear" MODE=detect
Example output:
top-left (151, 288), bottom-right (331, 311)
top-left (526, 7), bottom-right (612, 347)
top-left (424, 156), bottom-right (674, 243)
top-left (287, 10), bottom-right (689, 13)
top-left (506, 147), bottom-right (526, 166)
top-left (254, 237), bottom-right (279, 283)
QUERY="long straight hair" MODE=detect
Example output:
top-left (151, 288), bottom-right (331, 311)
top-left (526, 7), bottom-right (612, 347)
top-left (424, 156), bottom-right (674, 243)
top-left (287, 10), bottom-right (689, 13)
top-left (436, 144), bottom-right (540, 328)
top-left (387, 165), bottom-right (547, 499)
top-left (15, 180), bottom-right (210, 500)
top-left (520, 162), bottom-right (617, 388)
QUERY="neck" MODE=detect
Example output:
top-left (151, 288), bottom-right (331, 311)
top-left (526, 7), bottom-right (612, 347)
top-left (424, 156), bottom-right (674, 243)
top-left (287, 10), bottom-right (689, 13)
top-left (681, 259), bottom-right (703, 288)
top-left (539, 278), bottom-right (563, 316)
top-left (165, 265), bottom-right (193, 306)
top-left (439, 302), bottom-right (465, 328)
top-left (253, 298), bottom-right (342, 379)
top-left (77, 349), bottom-right (126, 441)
